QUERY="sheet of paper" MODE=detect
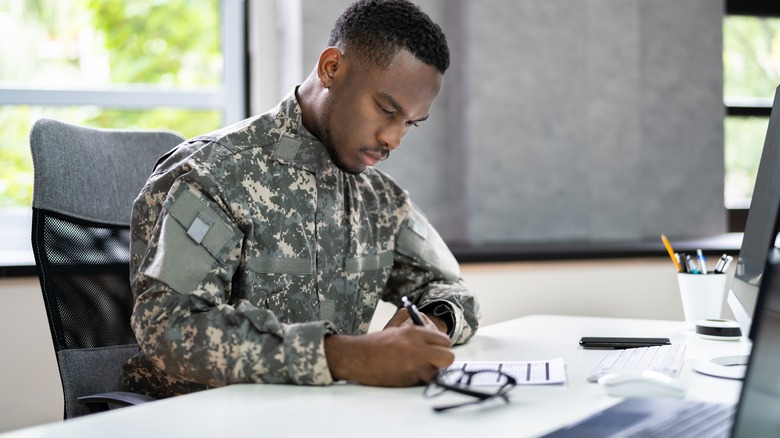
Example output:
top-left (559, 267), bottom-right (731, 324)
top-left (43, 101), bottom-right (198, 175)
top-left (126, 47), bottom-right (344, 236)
top-left (445, 358), bottom-right (566, 385)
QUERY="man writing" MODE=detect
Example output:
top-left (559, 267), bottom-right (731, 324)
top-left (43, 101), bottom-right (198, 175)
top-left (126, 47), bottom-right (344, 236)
top-left (121, 0), bottom-right (479, 397)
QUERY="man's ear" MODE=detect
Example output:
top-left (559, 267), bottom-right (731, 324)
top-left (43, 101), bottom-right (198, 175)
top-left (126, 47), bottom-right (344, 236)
top-left (317, 47), bottom-right (342, 88)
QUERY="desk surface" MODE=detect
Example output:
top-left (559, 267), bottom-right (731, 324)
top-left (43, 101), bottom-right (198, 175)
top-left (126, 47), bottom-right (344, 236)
top-left (1, 315), bottom-right (749, 438)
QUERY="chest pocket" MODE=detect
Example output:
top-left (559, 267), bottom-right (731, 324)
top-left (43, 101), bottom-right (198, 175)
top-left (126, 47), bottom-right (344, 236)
top-left (246, 256), bottom-right (316, 323)
top-left (346, 252), bottom-right (394, 276)
top-left (344, 251), bottom-right (394, 334)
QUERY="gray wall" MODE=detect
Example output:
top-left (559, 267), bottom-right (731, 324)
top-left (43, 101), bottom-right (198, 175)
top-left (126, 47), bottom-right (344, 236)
top-left (298, 0), bottom-right (726, 245)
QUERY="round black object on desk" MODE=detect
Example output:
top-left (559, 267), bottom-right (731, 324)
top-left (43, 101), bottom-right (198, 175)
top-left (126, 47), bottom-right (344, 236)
top-left (694, 319), bottom-right (742, 341)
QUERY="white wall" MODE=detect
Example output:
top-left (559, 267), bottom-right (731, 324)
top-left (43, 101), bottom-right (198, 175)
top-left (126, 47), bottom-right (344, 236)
top-left (0, 257), bottom-right (731, 433)
top-left (0, 278), bottom-right (62, 432)
top-left (371, 257), bottom-right (735, 330)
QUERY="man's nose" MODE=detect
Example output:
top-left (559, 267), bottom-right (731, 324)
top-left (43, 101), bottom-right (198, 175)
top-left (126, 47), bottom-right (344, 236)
top-left (377, 123), bottom-right (406, 151)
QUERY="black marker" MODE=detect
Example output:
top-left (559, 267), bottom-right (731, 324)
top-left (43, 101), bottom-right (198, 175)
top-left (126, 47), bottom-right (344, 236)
top-left (401, 296), bottom-right (424, 326)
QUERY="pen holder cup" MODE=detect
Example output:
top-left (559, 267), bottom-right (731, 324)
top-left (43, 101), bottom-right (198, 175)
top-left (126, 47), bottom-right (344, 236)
top-left (676, 273), bottom-right (728, 326)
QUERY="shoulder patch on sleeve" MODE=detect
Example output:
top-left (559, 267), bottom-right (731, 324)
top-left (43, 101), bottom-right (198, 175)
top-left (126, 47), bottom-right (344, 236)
top-left (408, 217), bottom-right (428, 240)
top-left (186, 212), bottom-right (214, 244)
top-left (164, 184), bottom-right (241, 261)
top-left (396, 203), bottom-right (460, 282)
top-left (143, 182), bottom-right (242, 294)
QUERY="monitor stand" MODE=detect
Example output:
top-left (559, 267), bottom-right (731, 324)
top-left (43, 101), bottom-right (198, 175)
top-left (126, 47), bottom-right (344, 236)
top-left (693, 354), bottom-right (749, 380)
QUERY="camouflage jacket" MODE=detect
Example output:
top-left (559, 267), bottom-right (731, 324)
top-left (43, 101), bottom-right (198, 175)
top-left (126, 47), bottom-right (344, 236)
top-left (120, 91), bottom-right (480, 398)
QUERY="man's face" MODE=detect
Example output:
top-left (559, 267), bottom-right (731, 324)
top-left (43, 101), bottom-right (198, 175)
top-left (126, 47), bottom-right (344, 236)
top-left (319, 49), bottom-right (443, 174)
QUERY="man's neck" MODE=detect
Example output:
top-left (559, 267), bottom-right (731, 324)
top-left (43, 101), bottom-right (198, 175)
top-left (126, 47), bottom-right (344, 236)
top-left (295, 76), bottom-right (324, 142)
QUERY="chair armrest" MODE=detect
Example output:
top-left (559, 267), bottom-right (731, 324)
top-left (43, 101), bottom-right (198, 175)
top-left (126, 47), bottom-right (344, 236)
top-left (77, 391), bottom-right (156, 413)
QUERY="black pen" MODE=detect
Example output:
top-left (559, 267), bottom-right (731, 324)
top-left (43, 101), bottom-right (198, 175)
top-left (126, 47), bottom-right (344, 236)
top-left (401, 296), bottom-right (424, 326)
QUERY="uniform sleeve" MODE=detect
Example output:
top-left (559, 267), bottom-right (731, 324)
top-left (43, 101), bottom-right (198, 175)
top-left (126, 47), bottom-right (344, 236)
top-left (384, 202), bottom-right (480, 344)
top-left (130, 178), bottom-right (336, 388)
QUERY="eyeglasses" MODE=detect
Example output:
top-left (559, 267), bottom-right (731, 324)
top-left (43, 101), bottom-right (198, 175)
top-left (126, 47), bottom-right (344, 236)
top-left (423, 368), bottom-right (517, 413)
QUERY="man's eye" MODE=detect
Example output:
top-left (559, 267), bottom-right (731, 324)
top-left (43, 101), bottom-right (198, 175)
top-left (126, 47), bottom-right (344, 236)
top-left (379, 105), bottom-right (393, 115)
top-left (406, 120), bottom-right (420, 128)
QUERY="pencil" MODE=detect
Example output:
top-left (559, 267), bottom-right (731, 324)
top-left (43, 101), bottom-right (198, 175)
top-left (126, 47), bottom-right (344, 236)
top-left (661, 234), bottom-right (682, 272)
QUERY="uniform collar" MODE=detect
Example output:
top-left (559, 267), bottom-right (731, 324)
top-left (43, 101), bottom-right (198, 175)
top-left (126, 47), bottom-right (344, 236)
top-left (269, 89), bottom-right (335, 176)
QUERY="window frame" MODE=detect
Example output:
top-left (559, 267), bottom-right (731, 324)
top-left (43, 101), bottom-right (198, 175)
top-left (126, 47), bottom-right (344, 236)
top-left (0, 0), bottom-right (247, 124)
top-left (0, 0), bottom-right (248, 273)
top-left (724, 1), bottom-right (780, 232)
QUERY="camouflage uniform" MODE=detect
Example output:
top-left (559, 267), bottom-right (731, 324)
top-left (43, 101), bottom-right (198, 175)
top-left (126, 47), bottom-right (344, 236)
top-left (120, 90), bottom-right (480, 398)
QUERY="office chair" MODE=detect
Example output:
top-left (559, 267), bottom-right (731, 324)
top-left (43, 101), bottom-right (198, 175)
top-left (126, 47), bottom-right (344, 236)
top-left (30, 118), bottom-right (184, 419)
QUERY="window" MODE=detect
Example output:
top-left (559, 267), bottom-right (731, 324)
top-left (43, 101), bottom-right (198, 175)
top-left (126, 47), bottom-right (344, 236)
top-left (0, 0), bottom-right (246, 263)
top-left (724, 3), bottom-right (780, 229)
top-left (0, 0), bottom-right (246, 207)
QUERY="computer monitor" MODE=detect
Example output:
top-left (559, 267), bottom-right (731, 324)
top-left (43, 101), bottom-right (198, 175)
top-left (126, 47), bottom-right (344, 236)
top-left (695, 84), bottom-right (780, 380)
top-left (727, 84), bottom-right (780, 340)
top-left (731, 242), bottom-right (780, 436)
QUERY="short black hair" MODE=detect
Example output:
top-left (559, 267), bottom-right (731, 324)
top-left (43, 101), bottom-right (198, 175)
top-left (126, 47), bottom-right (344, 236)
top-left (326, 0), bottom-right (450, 74)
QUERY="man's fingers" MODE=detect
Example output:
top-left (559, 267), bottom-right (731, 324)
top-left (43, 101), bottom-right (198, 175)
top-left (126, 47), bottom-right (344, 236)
top-left (416, 325), bottom-right (453, 347)
top-left (383, 308), bottom-right (407, 329)
top-left (419, 364), bottom-right (442, 384)
top-left (426, 345), bottom-right (455, 369)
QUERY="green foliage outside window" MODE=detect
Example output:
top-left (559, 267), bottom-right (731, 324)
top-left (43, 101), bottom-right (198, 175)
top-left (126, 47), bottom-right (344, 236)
top-left (87, 0), bottom-right (221, 86)
top-left (0, 108), bottom-right (35, 207)
top-left (0, 0), bottom-right (222, 208)
top-left (723, 16), bottom-right (780, 207)
top-left (724, 16), bottom-right (780, 99)
top-left (724, 117), bottom-right (771, 207)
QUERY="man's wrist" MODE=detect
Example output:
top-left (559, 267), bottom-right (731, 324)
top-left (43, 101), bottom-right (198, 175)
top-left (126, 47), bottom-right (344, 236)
top-left (324, 334), bottom-right (353, 382)
top-left (419, 302), bottom-right (455, 336)
top-left (424, 312), bottom-right (449, 334)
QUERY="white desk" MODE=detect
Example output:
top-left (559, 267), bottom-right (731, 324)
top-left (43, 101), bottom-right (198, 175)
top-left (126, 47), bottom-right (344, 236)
top-left (1, 315), bottom-right (749, 438)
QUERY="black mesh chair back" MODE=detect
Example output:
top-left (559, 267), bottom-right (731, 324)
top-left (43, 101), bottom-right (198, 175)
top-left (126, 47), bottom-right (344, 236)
top-left (30, 118), bottom-right (184, 419)
top-left (34, 211), bottom-right (134, 350)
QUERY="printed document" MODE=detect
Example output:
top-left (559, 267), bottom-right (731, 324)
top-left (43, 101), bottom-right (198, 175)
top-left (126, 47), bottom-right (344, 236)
top-left (445, 358), bottom-right (566, 385)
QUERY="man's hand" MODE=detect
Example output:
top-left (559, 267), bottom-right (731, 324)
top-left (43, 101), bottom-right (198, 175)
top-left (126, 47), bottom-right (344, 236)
top-left (324, 324), bottom-right (454, 387)
top-left (383, 307), bottom-right (449, 334)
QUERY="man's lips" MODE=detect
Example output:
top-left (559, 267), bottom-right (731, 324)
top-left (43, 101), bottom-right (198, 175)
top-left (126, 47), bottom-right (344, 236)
top-left (361, 150), bottom-right (382, 166)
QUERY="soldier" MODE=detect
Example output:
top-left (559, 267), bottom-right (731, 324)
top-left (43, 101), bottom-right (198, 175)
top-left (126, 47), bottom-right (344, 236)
top-left (121, 0), bottom-right (480, 397)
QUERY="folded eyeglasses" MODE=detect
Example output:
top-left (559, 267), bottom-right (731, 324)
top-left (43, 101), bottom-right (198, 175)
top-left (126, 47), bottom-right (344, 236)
top-left (424, 368), bottom-right (517, 412)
